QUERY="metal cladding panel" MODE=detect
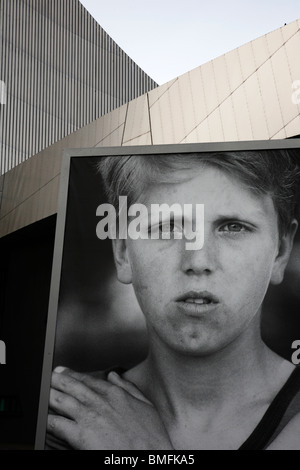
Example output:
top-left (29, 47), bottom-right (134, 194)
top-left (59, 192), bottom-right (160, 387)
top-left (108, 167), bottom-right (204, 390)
top-left (149, 20), bottom-right (300, 145)
top-left (0, 0), bottom-right (157, 175)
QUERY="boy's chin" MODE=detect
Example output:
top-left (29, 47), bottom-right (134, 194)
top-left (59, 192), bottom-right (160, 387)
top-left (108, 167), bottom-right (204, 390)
top-left (163, 332), bottom-right (231, 358)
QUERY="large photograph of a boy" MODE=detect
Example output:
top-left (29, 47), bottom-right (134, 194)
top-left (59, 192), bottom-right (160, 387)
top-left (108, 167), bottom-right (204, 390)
top-left (45, 149), bottom-right (300, 450)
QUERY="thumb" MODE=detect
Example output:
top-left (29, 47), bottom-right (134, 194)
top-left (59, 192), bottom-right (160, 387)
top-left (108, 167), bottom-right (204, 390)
top-left (107, 371), bottom-right (153, 406)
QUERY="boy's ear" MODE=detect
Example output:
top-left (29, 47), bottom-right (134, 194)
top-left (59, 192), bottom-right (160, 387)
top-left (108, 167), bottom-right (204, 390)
top-left (112, 238), bottom-right (133, 285)
top-left (271, 219), bottom-right (298, 285)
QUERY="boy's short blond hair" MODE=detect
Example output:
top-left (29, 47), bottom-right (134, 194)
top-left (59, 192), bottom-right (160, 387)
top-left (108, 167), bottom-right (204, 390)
top-left (98, 150), bottom-right (300, 236)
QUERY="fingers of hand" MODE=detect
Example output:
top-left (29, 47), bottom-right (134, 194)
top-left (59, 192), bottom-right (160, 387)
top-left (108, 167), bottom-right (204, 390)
top-left (49, 388), bottom-right (83, 419)
top-left (47, 414), bottom-right (79, 449)
top-left (50, 368), bottom-right (127, 419)
top-left (107, 371), bottom-right (153, 406)
top-left (53, 366), bottom-right (112, 396)
top-left (51, 369), bottom-right (102, 406)
top-left (45, 432), bottom-right (73, 450)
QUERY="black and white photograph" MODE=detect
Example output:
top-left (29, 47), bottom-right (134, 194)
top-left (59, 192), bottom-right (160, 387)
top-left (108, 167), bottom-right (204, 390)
top-left (1, 0), bottom-right (300, 453)
top-left (35, 143), bottom-right (300, 450)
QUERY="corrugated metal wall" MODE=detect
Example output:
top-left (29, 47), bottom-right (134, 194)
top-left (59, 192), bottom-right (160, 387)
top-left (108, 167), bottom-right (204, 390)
top-left (0, 0), bottom-right (157, 175)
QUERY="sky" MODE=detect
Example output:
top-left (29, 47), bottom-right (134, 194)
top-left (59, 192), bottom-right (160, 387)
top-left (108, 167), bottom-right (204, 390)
top-left (80, 0), bottom-right (300, 85)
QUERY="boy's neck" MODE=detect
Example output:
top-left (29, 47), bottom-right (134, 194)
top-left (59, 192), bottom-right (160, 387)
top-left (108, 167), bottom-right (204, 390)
top-left (126, 313), bottom-right (294, 417)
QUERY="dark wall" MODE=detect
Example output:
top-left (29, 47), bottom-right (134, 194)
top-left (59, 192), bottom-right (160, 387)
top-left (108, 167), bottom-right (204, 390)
top-left (0, 215), bottom-right (56, 449)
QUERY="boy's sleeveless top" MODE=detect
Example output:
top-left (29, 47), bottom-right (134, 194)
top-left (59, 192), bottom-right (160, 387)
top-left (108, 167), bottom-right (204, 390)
top-left (238, 366), bottom-right (300, 450)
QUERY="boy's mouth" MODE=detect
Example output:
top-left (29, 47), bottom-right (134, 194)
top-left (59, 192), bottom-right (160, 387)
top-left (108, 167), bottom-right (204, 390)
top-left (176, 291), bottom-right (219, 305)
top-left (185, 298), bottom-right (211, 305)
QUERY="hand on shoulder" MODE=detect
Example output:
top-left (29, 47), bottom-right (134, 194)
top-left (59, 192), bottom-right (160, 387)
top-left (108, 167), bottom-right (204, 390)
top-left (46, 366), bottom-right (173, 450)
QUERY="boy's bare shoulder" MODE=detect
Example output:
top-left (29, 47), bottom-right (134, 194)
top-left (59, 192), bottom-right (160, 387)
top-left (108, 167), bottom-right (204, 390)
top-left (267, 413), bottom-right (300, 450)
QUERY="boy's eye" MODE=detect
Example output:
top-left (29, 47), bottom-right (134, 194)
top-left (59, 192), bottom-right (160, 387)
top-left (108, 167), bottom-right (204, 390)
top-left (160, 221), bottom-right (179, 232)
top-left (219, 222), bottom-right (248, 233)
top-left (149, 220), bottom-right (184, 238)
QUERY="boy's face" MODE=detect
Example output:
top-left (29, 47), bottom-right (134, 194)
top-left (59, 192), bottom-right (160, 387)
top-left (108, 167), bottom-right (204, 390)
top-left (114, 165), bottom-right (297, 356)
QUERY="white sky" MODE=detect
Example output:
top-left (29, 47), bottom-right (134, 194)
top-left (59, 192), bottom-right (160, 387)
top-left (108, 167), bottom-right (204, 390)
top-left (80, 0), bottom-right (300, 85)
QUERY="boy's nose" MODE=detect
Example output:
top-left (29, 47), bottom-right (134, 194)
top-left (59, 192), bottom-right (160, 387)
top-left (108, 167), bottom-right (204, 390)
top-left (180, 235), bottom-right (218, 275)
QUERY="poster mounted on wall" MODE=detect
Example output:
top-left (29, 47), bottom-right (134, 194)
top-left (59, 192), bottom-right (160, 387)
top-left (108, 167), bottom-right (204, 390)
top-left (35, 140), bottom-right (300, 451)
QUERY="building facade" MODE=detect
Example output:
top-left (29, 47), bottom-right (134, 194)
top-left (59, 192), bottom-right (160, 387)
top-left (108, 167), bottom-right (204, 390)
top-left (0, 0), bottom-right (157, 174)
